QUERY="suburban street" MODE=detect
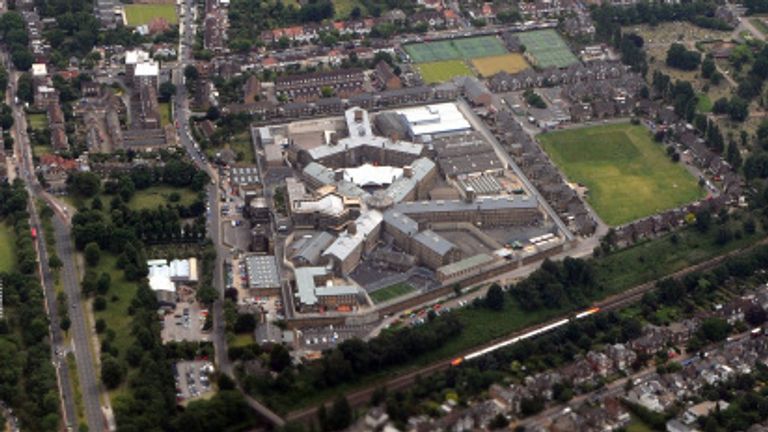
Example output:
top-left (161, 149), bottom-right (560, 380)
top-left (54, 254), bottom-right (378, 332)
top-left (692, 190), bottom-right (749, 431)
top-left (4, 53), bottom-right (105, 432)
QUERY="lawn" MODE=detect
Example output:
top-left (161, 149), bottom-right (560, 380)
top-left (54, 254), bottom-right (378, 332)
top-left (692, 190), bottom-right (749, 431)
top-left (230, 333), bottom-right (255, 348)
top-left (370, 283), bottom-right (416, 304)
top-left (751, 17), bottom-right (768, 35)
top-left (27, 113), bottom-right (48, 130)
top-left (516, 29), bottom-right (579, 68)
top-left (0, 222), bottom-right (15, 272)
top-left (228, 132), bottom-right (256, 163)
top-left (417, 60), bottom-right (473, 84)
top-left (127, 186), bottom-right (198, 211)
top-left (697, 93), bottom-right (713, 112)
top-left (333, 0), bottom-right (364, 19)
top-left (472, 54), bottom-right (529, 77)
top-left (93, 254), bottom-right (137, 368)
top-left (159, 102), bottom-right (172, 127)
top-left (123, 4), bottom-right (178, 26)
top-left (538, 123), bottom-right (704, 226)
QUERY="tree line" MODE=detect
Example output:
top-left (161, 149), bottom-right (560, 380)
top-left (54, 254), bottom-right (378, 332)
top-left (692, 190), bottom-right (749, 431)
top-left (0, 180), bottom-right (61, 431)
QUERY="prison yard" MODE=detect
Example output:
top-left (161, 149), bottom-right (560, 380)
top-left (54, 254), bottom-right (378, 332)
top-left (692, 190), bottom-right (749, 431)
top-left (516, 29), bottom-right (579, 68)
top-left (538, 123), bottom-right (704, 226)
top-left (123, 4), bottom-right (178, 26)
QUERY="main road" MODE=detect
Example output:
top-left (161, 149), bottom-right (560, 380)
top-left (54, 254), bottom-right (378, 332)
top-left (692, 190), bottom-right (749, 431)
top-left (5, 55), bottom-right (105, 431)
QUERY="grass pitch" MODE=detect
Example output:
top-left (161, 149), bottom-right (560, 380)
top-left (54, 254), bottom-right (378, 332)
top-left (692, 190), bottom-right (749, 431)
top-left (517, 29), bottom-right (578, 68)
top-left (369, 283), bottom-right (417, 304)
top-left (472, 54), bottom-right (529, 77)
top-left (0, 222), bottom-right (15, 272)
top-left (404, 36), bottom-right (508, 63)
top-left (417, 60), bottom-right (473, 84)
top-left (538, 123), bottom-right (704, 226)
top-left (124, 4), bottom-right (178, 27)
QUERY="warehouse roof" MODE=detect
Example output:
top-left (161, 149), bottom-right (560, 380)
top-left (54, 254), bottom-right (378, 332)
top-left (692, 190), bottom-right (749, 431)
top-left (245, 255), bottom-right (281, 289)
top-left (395, 103), bottom-right (471, 137)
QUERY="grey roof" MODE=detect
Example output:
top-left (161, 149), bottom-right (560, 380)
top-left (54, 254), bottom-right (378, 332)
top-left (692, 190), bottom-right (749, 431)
top-left (295, 267), bottom-right (358, 306)
top-left (395, 195), bottom-right (538, 214)
top-left (384, 157), bottom-right (436, 203)
top-left (413, 229), bottom-right (456, 256)
top-left (438, 253), bottom-right (496, 275)
top-left (293, 232), bottom-right (336, 265)
top-left (383, 210), bottom-right (419, 236)
top-left (245, 255), bottom-right (280, 289)
top-left (231, 166), bottom-right (261, 186)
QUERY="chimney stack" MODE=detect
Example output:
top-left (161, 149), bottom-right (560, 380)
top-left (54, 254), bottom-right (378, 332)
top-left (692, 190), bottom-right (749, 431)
top-left (334, 170), bottom-right (344, 182)
top-left (464, 187), bottom-right (476, 203)
top-left (404, 165), bottom-right (413, 178)
top-left (348, 222), bottom-right (357, 235)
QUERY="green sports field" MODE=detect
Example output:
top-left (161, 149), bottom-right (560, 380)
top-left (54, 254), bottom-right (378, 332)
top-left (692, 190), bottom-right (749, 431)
top-left (538, 123), bottom-right (704, 226)
top-left (370, 283), bottom-right (416, 304)
top-left (0, 222), bottom-right (14, 272)
top-left (404, 36), bottom-right (508, 63)
top-left (124, 4), bottom-right (178, 27)
top-left (517, 29), bottom-right (578, 68)
top-left (417, 60), bottom-right (473, 84)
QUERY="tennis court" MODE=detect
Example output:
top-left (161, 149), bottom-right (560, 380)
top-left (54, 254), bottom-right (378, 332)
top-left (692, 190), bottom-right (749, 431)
top-left (404, 35), bottom-right (508, 63)
top-left (517, 29), bottom-right (578, 68)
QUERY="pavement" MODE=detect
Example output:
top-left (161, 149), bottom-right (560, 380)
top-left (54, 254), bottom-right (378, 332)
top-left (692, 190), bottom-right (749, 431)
top-left (3, 48), bottom-right (104, 432)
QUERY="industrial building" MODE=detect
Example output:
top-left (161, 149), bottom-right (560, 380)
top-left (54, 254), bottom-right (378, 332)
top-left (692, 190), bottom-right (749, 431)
top-left (244, 255), bottom-right (281, 295)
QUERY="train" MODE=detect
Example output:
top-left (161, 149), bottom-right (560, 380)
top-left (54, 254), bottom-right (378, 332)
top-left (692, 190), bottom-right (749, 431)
top-left (450, 307), bottom-right (601, 366)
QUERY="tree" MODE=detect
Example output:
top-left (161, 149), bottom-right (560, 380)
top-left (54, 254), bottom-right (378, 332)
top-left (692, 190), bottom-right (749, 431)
top-left (184, 65), bottom-right (199, 81)
top-left (234, 313), bottom-right (257, 333)
top-left (95, 318), bottom-right (106, 333)
top-left (84, 242), bottom-right (101, 267)
top-left (746, 305), bottom-right (767, 327)
top-left (485, 284), bottom-right (505, 311)
top-left (97, 272), bottom-right (111, 295)
top-left (159, 81), bottom-right (176, 101)
top-left (60, 316), bottom-right (71, 331)
top-left (488, 414), bottom-right (509, 430)
top-left (269, 344), bottom-right (291, 372)
top-left (701, 57), bottom-right (716, 79)
top-left (729, 96), bottom-right (749, 122)
top-left (206, 105), bottom-right (220, 121)
top-left (197, 284), bottom-right (218, 304)
top-left (11, 48), bottom-right (33, 71)
top-left (327, 395), bottom-right (352, 431)
top-left (49, 254), bottom-right (62, 270)
top-left (93, 296), bottom-right (107, 311)
top-left (666, 43), bottom-right (701, 70)
top-left (67, 172), bottom-right (101, 197)
top-left (100, 356), bottom-right (124, 389)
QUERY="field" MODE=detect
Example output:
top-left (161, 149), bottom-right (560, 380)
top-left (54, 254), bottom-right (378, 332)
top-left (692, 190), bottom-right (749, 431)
top-left (369, 283), bottom-right (416, 304)
top-left (750, 17), bottom-right (768, 35)
top-left (516, 29), bottom-right (578, 68)
top-left (123, 4), bottom-right (178, 27)
top-left (333, 0), bottom-right (363, 19)
top-left (27, 113), bottom-right (47, 130)
top-left (159, 102), bottom-right (172, 127)
top-left (404, 36), bottom-right (508, 63)
top-left (0, 222), bottom-right (14, 272)
top-left (472, 53), bottom-right (529, 77)
top-left (93, 254), bottom-right (137, 367)
top-left (128, 186), bottom-right (198, 211)
top-left (538, 123), bottom-right (704, 226)
top-left (417, 60), bottom-right (474, 84)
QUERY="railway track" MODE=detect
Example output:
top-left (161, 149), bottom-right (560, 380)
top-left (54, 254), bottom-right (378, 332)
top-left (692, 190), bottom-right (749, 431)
top-left (285, 237), bottom-right (768, 424)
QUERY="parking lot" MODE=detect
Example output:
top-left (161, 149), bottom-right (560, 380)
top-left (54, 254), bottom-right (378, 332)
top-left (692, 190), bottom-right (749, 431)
top-left (161, 301), bottom-right (210, 343)
top-left (174, 361), bottom-right (214, 404)
top-left (298, 324), bottom-right (371, 350)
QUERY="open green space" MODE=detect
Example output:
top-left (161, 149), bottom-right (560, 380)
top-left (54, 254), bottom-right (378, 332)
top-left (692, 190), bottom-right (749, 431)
top-left (0, 222), bottom-right (15, 272)
top-left (370, 283), bottom-right (416, 304)
top-left (751, 17), bottom-right (768, 35)
top-left (159, 102), bottom-right (172, 127)
top-left (32, 144), bottom-right (53, 158)
top-left (539, 123), bottom-right (704, 226)
top-left (417, 60), bottom-right (474, 84)
top-left (27, 113), bottom-right (48, 130)
top-left (404, 36), bottom-right (508, 63)
top-left (333, 0), bottom-right (364, 19)
top-left (123, 4), bottom-right (178, 26)
top-left (230, 333), bottom-right (255, 348)
top-left (92, 254), bottom-right (136, 366)
top-left (516, 29), bottom-right (579, 68)
top-left (697, 93), bottom-right (713, 112)
top-left (127, 186), bottom-right (198, 211)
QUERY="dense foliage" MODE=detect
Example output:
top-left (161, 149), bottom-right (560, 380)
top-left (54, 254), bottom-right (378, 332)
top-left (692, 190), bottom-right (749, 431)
top-left (0, 180), bottom-right (61, 431)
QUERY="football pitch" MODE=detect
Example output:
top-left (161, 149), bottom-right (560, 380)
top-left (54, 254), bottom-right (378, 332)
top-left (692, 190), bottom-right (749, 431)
top-left (417, 60), bottom-right (473, 84)
top-left (538, 123), bottom-right (704, 226)
top-left (517, 29), bottom-right (578, 68)
top-left (404, 36), bottom-right (508, 63)
top-left (124, 4), bottom-right (178, 26)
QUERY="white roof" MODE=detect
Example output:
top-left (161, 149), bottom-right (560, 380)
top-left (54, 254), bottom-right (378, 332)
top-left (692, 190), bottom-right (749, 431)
top-left (293, 193), bottom-right (346, 217)
top-left (134, 61), bottom-right (159, 77)
top-left (343, 164), bottom-right (403, 187)
top-left (395, 103), bottom-right (471, 137)
top-left (125, 49), bottom-right (150, 64)
top-left (294, 266), bottom-right (358, 306)
top-left (32, 63), bottom-right (47, 77)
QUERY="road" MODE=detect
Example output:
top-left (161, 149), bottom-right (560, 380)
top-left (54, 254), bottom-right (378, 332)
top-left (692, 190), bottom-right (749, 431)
top-left (4, 54), bottom-right (105, 431)
top-left (286, 234), bottom-right (768, 424)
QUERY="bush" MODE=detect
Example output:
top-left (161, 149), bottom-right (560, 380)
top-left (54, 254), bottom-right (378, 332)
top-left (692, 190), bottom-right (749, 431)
top-left (93, 296), bottom-right (107, 311)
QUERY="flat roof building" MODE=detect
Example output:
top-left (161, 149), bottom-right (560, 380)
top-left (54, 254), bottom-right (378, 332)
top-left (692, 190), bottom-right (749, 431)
top-left (294, 266), bottom-right (360, 311)
top-left (244, 255), bottom-right (281, 293)
top-left (395, 103), bottom-right (471, 140)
